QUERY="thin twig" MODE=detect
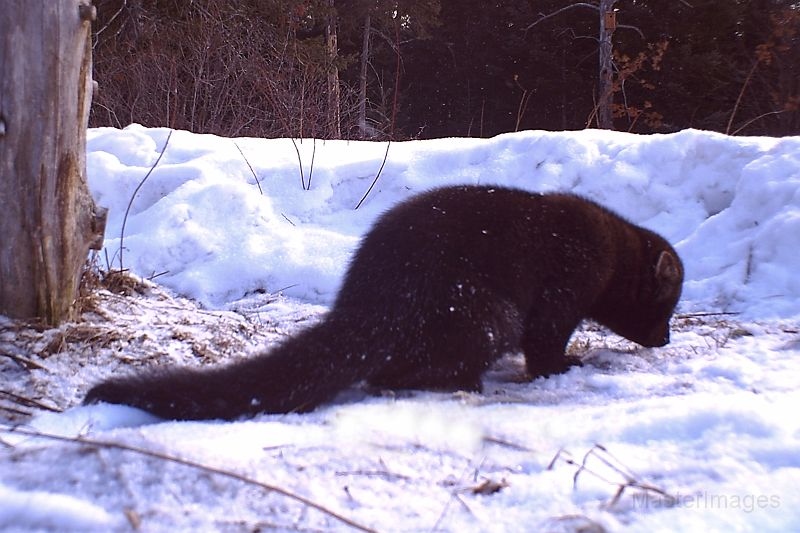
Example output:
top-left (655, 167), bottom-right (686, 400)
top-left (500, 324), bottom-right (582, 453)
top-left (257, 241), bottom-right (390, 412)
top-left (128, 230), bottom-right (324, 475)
top-left (548, 444), bottom-right (677, 508)
top-left (272, 283), bottom-right (299, 294)
top-left (726, 59), bottom-right (759, 135)
top-left (93, 0), bottom-right (127, 45)
top-left (0, 391), bottom-right (62, 413)
top-left (732, 109), bottom-right (787, 136)
top-left (482, 435), bottom-right (534, 452)
top-left (0, 352), bottom-right (48, 371)
top-left (525, 3), bottom-right (598, 32)
top-left (744, 243), bottom-right (755, 284)
top-left (335, 469), bottom-right (413, 482)
top-left (431, 459), bottom-right (485, 531)
top-left (1, 405), bottom-right (32, 418)
top-left (0, 425), bottom-right (378, 533)
top-left (355, 141), bottom-right (391, 210)
top-left (307, 138), bottom-right (317, 190)
top-left (617, 24), bottom-right (645, 40)
top-left (586, 89), bottom-right (600, 128)
top-left (289, 137), bottom-right (307, 190)
top-left (576, 444), bottom-right (636, 487)
top-left (147, 271), bottom-right (170, 281)
top-left (234, 141), bottom-right (263, 195)
top-left (676, 311), bottom-right (741, 318)
top-left (119, 129), bottom-right (174, 271)
top-left (513, 77), bottom-right (532, 133)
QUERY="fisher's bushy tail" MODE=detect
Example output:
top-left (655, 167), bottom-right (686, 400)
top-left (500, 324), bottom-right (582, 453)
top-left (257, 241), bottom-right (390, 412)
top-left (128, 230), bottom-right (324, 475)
top-left (84, 321), bottom-right (371, 420)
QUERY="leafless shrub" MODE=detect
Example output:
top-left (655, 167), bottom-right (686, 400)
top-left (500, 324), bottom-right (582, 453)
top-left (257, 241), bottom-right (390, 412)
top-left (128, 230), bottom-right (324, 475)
top-left (90, 0), bottom-right (363, 139)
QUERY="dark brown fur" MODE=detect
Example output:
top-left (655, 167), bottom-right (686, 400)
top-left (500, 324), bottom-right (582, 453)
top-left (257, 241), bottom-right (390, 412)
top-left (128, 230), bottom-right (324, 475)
top-left (85, 185), bottom-right (683, 420)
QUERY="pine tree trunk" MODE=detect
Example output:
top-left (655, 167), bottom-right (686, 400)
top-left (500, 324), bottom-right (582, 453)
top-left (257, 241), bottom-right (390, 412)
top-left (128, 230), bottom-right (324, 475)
top-left (0, 0), bottom-right (107, 325)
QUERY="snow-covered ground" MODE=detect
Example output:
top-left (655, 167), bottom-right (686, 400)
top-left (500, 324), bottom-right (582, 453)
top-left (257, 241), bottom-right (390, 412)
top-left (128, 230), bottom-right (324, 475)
top-left (1, 126), bottom-right (799, 532)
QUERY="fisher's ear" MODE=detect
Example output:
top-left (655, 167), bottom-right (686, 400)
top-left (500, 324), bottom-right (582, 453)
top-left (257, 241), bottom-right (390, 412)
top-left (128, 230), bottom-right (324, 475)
top-left (654, 250), bottom-right (682, 301)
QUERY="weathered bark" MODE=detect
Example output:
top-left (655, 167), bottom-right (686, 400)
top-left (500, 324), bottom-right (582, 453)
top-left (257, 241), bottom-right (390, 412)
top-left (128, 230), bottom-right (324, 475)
top-left (0, 0), bottom-right (107, 325)
top-left (526, 1), bottom-right (619, 130)
top-left (357, 14), bottom-right (371, 139)
top-left (325, 0), bottom-right (341, 139)
top-left (597, 0), bottom-right (618, 129)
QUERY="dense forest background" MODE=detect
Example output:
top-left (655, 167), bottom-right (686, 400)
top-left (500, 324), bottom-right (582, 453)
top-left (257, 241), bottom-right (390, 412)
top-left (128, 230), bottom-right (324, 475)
top-left (89, 0), bottom-right (800, 139)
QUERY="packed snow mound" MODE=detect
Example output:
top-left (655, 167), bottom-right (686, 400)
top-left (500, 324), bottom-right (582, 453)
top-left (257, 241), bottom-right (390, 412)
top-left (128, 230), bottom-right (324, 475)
top-left (87, 126), bottom-right (800, 316)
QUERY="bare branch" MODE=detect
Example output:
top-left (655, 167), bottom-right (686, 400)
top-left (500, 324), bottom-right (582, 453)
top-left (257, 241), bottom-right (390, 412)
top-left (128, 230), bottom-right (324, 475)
top-left (93, 0), bottom-right (126, 44)
top-left (0, 425), bottom-right (378, 533)
top-left (525, 3), bottom-right (599, 32)
top-left (355, 141), bottom-right (391, 209)
top-left (307, 138), bottom-right (317, 190)
top-left (233, 141), bottom-right (262, 195)
top-left (732, 109), bottom-right (789, 136)
top-left (119, 129), bottom-right (174, 271)
top-left (0, 352), bottom-right (48, 371)
top-left (617, 24), bottom-right (645, 40)
top-left (289, 137), bottom-right (307, 190)
top-left (727, 59), bottom-right (760, 135)
top-left (0, 390), bottom-right (61, 412)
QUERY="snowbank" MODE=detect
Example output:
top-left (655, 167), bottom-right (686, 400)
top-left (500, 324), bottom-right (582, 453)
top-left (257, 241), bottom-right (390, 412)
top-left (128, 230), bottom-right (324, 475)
top-left (86, 126), bottom-right (800, 318)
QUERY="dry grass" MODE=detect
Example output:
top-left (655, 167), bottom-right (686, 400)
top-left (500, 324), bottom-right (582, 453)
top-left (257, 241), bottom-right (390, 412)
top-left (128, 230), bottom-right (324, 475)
top-left (0, 272), bottom-right (313, 423)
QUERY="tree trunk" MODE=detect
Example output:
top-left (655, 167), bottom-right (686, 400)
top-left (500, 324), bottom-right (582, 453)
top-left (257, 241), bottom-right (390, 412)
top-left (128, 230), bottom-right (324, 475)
top-left (597, 0), bottom-right (618, 129)
top-left (357, 14), bottom-right (371, 139)
top-left (325, 0), bottom-right (341, 139)
top-left (0, 0), bottom-right (107, 325)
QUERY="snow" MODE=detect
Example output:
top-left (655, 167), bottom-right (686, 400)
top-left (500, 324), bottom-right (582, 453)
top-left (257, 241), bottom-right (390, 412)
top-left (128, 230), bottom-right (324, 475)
top-left (0, 483), bottom-right (123, 531)
top-left (1, 126), bottom-right (800, 532)
top-left (85, 126), bottom-right (800, 317)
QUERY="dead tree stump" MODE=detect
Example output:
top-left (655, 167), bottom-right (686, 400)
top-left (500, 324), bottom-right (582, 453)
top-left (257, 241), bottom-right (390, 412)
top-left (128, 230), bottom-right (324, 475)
top-left (0, 0), bottom-right (107, 325)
